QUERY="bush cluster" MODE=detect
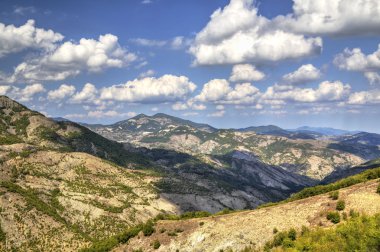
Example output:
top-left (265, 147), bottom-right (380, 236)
top-left (265, 213), bottom-right (380, 251)
top-left (327, 211), bottom-right (341, 224)
top-left (336, 200), bottom-right (346, 211)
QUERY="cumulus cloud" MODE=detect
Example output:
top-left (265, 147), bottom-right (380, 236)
top-left (275, 0), bottom-right (380, 36)
top-left (100, 74), bottom-right (196, 103)
top-left (195, 79), bottom-right (260, 104)
top-left (282, 64), bottom-right (321, 85)
top-left (229, 64), bottom-right (265, 82)
top-left (334, 45), bottom-right (380, 85)
top-left (47, 84), bottom-right (76, 101)
top-left (262, 81), bottom-right (351, 103)
top-left (1, 83), bottom-right (46, 102)
top-left (189, 0), bottom-right (322, 65)
top-left (0, 19), bottom-right (63, 58)
top-left (2, 34), bottom-right (136, 83)
top-left (70, 83), bottom-right (98, 104)
top-left (348, 90), bottom-right (380, 104)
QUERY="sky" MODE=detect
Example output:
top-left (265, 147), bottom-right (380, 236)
top-left (1, 0), bottom-right (380, 132)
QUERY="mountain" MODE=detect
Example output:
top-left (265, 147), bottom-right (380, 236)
top-left (291, 126), bottom-right (360, 136)
top-left (328, 132), bottom-right (380, 160)
top-left (112, 164), bottom-right (380, 252)
top-left (85, 113), bottom-right (375, 180)
top-left (0, 96), bottom-right (319, 251)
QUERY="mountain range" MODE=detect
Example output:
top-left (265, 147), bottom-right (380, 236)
top-left (1, 95), bottom-right (380, 251)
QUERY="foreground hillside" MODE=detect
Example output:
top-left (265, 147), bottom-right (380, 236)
top-left (114, 169), bottom-right (380, 252)
top-left (86, 113), bottom-right (378, 180)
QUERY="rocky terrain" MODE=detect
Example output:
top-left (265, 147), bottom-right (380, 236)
top-left (114, 167), bottom-right (380, 252)
top-left (0, 96), bottom-right (317, 251)
top-left (85, 113), bottom-right (379, 180)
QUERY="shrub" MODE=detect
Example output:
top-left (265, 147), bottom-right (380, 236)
top-left (330, 191), bottom-right (339, 200)
top-left (142, 220), bottom-right (155, 236)
top-left (327, 211), bottom-right (341, 224)
top-left (199, 222), bottom-right (204, 226)
top-left (349, 209), bottom-right (360, 218)
top-left (377, 183), bottom-right (380, 194)
top-left (336, 200), bottom-right (346, 211)
top-left (0, 223), bottom-right (6, 242)
top-left (288, 228), bottom-right (297, 241)
top-left (273, 227), bottom-right (278, 234)
top-left (152, 240), bottom-right (160, 249)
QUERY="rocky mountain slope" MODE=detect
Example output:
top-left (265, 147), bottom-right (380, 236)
top-left (0, 96), bottom-right (319, 251)
top-left (113, 166), bottom-right (380, 252)
top-left (85, 113), bottom-right (379, 180)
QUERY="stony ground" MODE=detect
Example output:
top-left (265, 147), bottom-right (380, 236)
top-left (115, 180), bottom-right (380, 252)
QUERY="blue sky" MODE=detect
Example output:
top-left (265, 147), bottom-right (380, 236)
top-left (1, 0), bottom-right (380, 132)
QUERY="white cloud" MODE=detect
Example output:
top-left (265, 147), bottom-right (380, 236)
top-left (131, 38), bottom-right (166, 47)
top-left (195, 79), bottom-right (231, 102)
top-left (47, 84), bottom-right (76, 101)
top-left (0, 86), bottom-right (11, 95)
top-left (282, 64), bottom-right (321, 85)
top-left (132, 36), bottom-right (191, 50)
top-left (262, 81), bottom-right (351, 103)
top-left (8, 83), bottom-right (46, 102)
top-left (334, 45), bottom-right (380, 85)
top-left (70, 83), bottom-right (98, 104)
top-left (275, 0), bottom-right (380, 36)
top-left (229, 64), bottom-right (265, 82)
top-left (171, 36), bottom-right (192, 50)
top-left (100, 74), bottom-right (196, 103)
top-left (87, 110), bottom-right (136, 118)
top-left (182, 112), bottom-right (199, 117)
top-left (151, 107), bottom-right (159, 112)
top-left (208, 110), bottom-right (225, 117)
top-left (216, 105), bottom-right (225, 110)
top-left (13, 6), bottom-right (37, 15)
top-left (364, 72), bottom-right (380, 85)
top-left (3, 34), bottom-right (136, 83)
top-left (189, 0), bottom-right (322, 65)
top-left (139, 69), bottom-right (155, 78)
top-left (191, 103), bottom-right (207, 110)
top-left (195, 79), bottom-right (260, 104)
top-left (0, 19), bottom-right (63, 58)
top-left (348, 90), bottom-right (380, 105)
top-left (141, 0), bottom-right (153, 4)
top-left (172, 102), bottom-right (188, 111)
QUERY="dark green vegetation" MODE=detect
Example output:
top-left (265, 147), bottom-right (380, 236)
top-left (152, 240), bottom-right (160, 249)
top-left (265, 214), bottom-right (380, 251)
top-left (327, 211), bottom-right (341, 224)
top-left (1, 181), bottom-right (65, 224)
top-left (336, 200), bottom-right (345, 211)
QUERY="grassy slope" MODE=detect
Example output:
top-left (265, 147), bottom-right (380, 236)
top-left (112, 166), bottom-right (380, 252)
